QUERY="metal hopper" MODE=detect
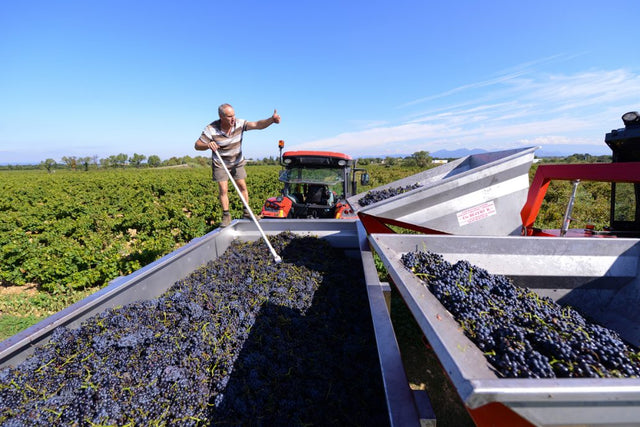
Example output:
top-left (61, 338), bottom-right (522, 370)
top-left (368, 233), bottom-right (640, 427)
top-left (350, 147), bottom-right (538, 235)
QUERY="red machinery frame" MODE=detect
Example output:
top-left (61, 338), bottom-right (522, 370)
top-left (358, 212), bottom-right (450, 235)
top-left (520, 162), bottom-right (640, 236)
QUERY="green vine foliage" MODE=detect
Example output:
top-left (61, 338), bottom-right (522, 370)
top-left (0, 166), bottom-right (283, 293)
top-left (528, 164), bottom-right (612, 231)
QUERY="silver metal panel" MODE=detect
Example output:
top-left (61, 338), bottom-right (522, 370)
top-left (231, 218), bottom-right (360, 249)
top-left (369, 233), bottom-right (640, 426)
top-left (350, 147), bottom-right (538, 236)
top-left (356, 221), bottom-right (433, 426)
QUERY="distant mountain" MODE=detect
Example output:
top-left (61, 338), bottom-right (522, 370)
top-left (534, 144), bottom-right (611, 158)
top-left (432, 144), bottom-right (612, 159)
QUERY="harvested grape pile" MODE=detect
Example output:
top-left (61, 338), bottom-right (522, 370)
top-left (0, 232), bottom-right (389, 426)
top-left (357, 183), bottom-right (422, 207)
top-left (401, 250), bottom-right (640, 379)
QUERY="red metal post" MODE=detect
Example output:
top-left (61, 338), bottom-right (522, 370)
top-left (358, 212), bottom-right (450, 235)
top-left (520, 162), bottom-right (640, 234)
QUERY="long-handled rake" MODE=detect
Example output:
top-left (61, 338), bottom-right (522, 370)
top-left (214, 149), bottom-right (282, 263)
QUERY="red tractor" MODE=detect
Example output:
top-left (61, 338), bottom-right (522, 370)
top-left (261, 141), bottom-right (370, 219)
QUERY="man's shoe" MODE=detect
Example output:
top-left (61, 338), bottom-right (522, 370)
top-left (243, 210), bottom-right (262, 220)
top-left (220, 214), bottom-right (232, 227)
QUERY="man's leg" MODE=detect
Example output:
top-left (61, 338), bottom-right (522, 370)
top-left (235, 178), bottom-right (249, 206)
top-left (236, 178), bottom-right (253, 218)
top-left (217, 180), bottom-right (232, 226)
top-left (218, 180), bottom-right (230, 210)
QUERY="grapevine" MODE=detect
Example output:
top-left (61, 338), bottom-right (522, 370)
top-left (357, 183), bottom-right (422, 207)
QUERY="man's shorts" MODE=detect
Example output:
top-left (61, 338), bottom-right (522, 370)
top-left (213, 163), bottom-right (247, 182)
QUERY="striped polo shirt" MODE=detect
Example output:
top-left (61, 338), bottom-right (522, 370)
top-left (199, 119), bottom-right (247, 168)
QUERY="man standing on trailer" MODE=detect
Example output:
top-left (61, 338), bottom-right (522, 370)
top-left (195, 103), bottom-right (281, 227)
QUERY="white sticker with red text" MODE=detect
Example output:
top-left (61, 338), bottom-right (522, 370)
top-left (456, 201), bottom-right (496, 226)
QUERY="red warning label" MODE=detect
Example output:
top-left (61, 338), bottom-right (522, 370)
top-left (456, 201), bottom-right (496, 226)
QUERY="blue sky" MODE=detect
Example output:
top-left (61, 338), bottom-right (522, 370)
top-left (1, 1), bottom-right (638, 165)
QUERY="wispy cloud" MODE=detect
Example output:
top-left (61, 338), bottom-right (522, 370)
top-left (399, 54), bottom-right (579, 109)
top-left (292, 66), bottom-right (639, 156)
top-left (397, 72), bottom-right (529, 108)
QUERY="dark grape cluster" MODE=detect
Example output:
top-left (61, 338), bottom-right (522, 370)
top-left (401, 250), bottom-right (640, 379)
top-left (357, 183), bottom-right (422, 207)
top-left (0, 232), bottom-right (388, 426)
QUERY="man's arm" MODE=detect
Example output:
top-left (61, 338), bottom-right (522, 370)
top-left (195, 135), bottom-right (220, 151)
top-left (245, 109), bottom-right (281, 130)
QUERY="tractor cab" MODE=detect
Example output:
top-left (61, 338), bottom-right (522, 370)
top-left (606, 111), bottom-right (640, 234)
top-left (261, 144), bottom-right (369, 219)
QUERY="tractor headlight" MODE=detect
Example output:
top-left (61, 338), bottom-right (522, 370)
top-left (622, 111), bottom-right (639, 127)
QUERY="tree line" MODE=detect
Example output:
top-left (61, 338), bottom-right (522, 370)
top-left (24, 154), bottom-right (282, 172)
top-left (1, 150), bottom-right (613, 173)
top-left (40, 154), bottom-right (205, 172)
top-left (16, 151), bottom-right (436, 173)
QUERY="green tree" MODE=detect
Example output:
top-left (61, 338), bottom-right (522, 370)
top-left (409, 150), bottom-right (432, 167)
top-left (148, 155), bottom-right (161, 167)
top-left (41, 158), bottom-right (56, 173)
top-left (196, 156), bottom-right (209, 167)
top-left (79, 156), bottom-right (92, 171)
top-left (129, 153), bottom-right (147, 168)
top-left (61, 156), bottom-right (77, 170)
top-left (165, 157), bottom-right (181, 166)
top-left (100, 157), bottom-right (113, 168)
top-left (260, 156), bottom-right (277, 165)
top-left (111, 153), bottom-right (128, 167)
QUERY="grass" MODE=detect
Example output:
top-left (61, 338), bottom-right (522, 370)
top-left (0, 284), bottom-right (99, 341)
top-left (390, 287), bottom-right (476, 427)
top-left (0, 314), bottom-right (46, 341)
